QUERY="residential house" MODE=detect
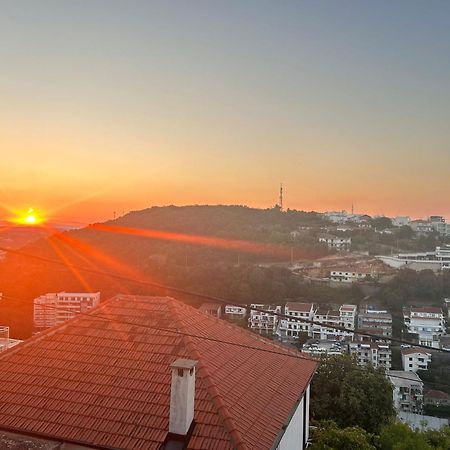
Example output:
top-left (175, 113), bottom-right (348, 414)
top-left (358, 306), bottom-right (393, 339)
top-left (224, 305), bottom-right (247, 317)
top-left (425, 390), bottom-right (450, 407)
top-left (0, 295), bottom-right (317, 450)
top-left (348, 341), bottom-right (392, 369)
top-left (0, 326), bottom-right (22, 353)
top-left (278, 302), bottom-right (315, 339)
top-left (403, 306), bottom-right (445, 348)
top-left (387, 370), bottom-right (424, 414)
top-left (310, 304), bottom-right (356, 341)
top-left (248, 304), bottom-right (282, 335)
top-left (401, 347), bottom-right (432, 372)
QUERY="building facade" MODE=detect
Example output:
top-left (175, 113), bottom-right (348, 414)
top-left (278, 303), bottom-right (315, 339)
top-left (403, 306), bottom-right (445, 348)
top-left (387, 371), bottom-right (424, 414)
top-left (248, 304), bottom-right (282, 335)
top-left (401, 348), bottom-right (432, 372)
top-left (33, 292), bottom-right (101, 332)
top-left (358, 306), bottom-right (393, 338)
top-left (348, 341), bottom-right (392, 369)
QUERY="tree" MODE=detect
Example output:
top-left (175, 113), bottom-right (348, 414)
top-left (311, 355), bottom-right (395, 433)
top-left (372, 217), bottom-right (393, 230)
top-left (309, 421), bottom-right (375, 450)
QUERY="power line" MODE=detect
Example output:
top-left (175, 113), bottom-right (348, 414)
top-left (0, 245), bottom-right (449, 354)
top-left (2, 293), bottom-right (449, 390)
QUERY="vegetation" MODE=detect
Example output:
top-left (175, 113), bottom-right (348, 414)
top-left (310, 355), bottom-right (395, 434)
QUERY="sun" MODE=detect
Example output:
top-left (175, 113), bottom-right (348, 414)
top-left (11, 208), bottom-right (46, 226)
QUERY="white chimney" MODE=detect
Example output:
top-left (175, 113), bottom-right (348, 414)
top-left (169, 359), bottom-right (197, 436)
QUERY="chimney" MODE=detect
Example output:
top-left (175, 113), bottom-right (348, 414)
top-left (169, 359), bottom-right (197, 436)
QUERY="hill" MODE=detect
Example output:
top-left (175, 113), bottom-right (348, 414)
top-left (0, 205), bottom-right (330, 338)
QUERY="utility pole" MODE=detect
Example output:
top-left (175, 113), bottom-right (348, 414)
top-left (279, 183), bottom-right (283, 211)
top-left (113, 211), bottom-right (116, 220)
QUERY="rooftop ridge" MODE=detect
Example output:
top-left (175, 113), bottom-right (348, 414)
top-left (167, 298), bottom-right (247, 450)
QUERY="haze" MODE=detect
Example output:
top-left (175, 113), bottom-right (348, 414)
top-left (1, 0), bottom-right (450, 224)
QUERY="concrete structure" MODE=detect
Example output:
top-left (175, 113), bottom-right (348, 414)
top-left (224, 305), bottom-right (247, 317)
top-left (248, 304), bottom-right (282, 335)
top-left (0, 326), bottom-right (22, 353)
top-left (387, 370), bottom-right (424, 414)
top-left (278, 302), bottom-right (315, 339)
top-left (398, 411), bottom-right (449, 431)
top-left (198, 302), bottom-right (222, 318)
top-left (358, 306), bottom-right (393, 338)
top-left (377, 245), bottom-right (450, 272)
top-left (318, 234), bottom-right (351, 251)
top-left (403, 306), bottom-right (445, 348)
top-left (401, 348), bottom-right (432, 372)
top-left (33, 292), bottom-right (100, 332)
top-left (348, 341), bottom-right (391, 369)
top-left (311, 304), bottom-right (356, 341)
top-left (330, 268), bottom-right (371, 283)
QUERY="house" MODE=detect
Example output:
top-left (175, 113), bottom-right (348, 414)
top-left (278, 302), bottom-right (315, 339)
top-left (329, 268), bottom-right (371, 283)
top-left (348, 341), bottom-right (391, 369)
top-left (401, 347), bottom-right (432, 372)
top-left (387, 371), bottom-right (424, 414)
top-left (0, 295), bottom-right (317, 450)
top-left (403, 306), bottom-right (445, 348)
top-left (425, 390), bottom-right (450, 407)
top-left (392, 216), bottom-right (411, 227)
top-left (198, 302), bottom-right (222, 318)
top-left (318, 234), bottom-right (351, 251)
top-left (248, 304), bottom-right (282, 335)
top-left (33, 291), bottom-right (101, 332)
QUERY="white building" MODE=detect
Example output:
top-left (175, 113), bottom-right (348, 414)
top-left (224, 305), bottom-right (247, 317)
top-left (393, 216), bottom-right (411, 227)
top-left (403, 306), bottom-right (445, 348)
top-left (324, 211), bottom-right (350, 224)
top-left (33, 292), bottom-right (101, 332)
top-left (311, 304), bottom-right (356, 340)
top-left (248, 304), bottom-right (282, 335)
top-left (401, 348), bottom-right (432, 372)
top-left (387, 371), bottom-right (424, 414)
top-left (377, 245), bottom-right (450, 272)
top-left (318, 234), bottom-right (351, 251)
top-left (0, 326), bottom-right (22, 352)
top-left (330, 268), bottom-right (371, 283)
top-left (348, 341), bottom-right (391, 369)
top-left (278, 302), bottom-right (315, 339)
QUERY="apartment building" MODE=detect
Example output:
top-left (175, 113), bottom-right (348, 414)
top-left (387, 370), bottom-right (424, 414)
top-left (348, 341), bottom-right (391, 369)
top-left (401, 348), bottom-right (432, 372)
top-left (330, 268), bottom-right (371, 283)
top-left (318, 233), bottom-right (351, 251)
top-left (403, 306), bottom-right (445, 348)
top-left (248, 304), bottom-right (282, 335)
top-left (358, 306), bottom-right (393, 338)
top-left (311, 304), bottom-right (356, 340)
top-left (278, 302), bottom-right (315, 339)
top-left (33, 292), bottom-right (101, 332)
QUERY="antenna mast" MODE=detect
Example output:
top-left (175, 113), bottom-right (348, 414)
top-left (279, 183), bottom-right (283, 211)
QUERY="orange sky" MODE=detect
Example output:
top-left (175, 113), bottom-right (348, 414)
top-left (1, 2), bottom-right (450, 224)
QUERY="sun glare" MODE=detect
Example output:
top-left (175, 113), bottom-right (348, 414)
top-left (11, 208), bottom-right (45, 226)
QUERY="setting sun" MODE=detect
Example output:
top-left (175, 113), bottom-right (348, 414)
top-left (10, 208), bottom-right (46, 226)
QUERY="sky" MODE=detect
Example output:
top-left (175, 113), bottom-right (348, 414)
top-left (1, 0), bottom-right (450, 224)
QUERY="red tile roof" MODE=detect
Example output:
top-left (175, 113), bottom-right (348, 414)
top-left (401, 347), bottom-right (432, 356)
top-left (425, 390), bottom-right (450, 400)
top-left (0, 295), bottom-right (317, 450)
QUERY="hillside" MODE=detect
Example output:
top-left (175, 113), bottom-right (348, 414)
top-left (0, 205), bottom-right (330, 338)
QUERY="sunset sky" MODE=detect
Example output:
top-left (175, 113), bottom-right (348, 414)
top-left (1, 1), bottom-right (450, 224)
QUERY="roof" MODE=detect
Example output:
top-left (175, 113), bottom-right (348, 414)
top-left (387, 370), bottom-right (423, 388)
top-left (286, 302), bottom-right (314, 312)
top-left (410, 306), bottom-right (443, 314)
top-left (425, 390), bottom-right (450, 400)
top-left (401, 347), bottom-right (432, 356)
top-left (0, 295), bottom-right (317, 450)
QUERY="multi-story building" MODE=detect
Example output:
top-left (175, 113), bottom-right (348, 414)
top-left (224, 305), bottom-right (247, 317)
top-left (401, 348), bottom-right (432, 372)
top-left (358, 306), bottom-right (393, 339)
top-left (409, 220), bottom-right (434, 234)
top-left (330, 268), bottom-right (371, 283)
top-left (348, 341), bottom-right (391, 369)
top-left (278, 302), bottom-right (315, 339)
top-left (33, 292), bottom-right (101, 332)
top-left (0, 326), bottom-right (22, 352)
top-left (248, 304), bottom-right (282, 335)
top-left (403, 306), bottom-right (445, 348)
top-left (387, 370), bottom-right (424, 414)
top-left (311, 304), bottom-right (356, 340)
top-left (432, 222), bottom-right (450, 236)
top-left (318, 234), bottom-right (351, 251)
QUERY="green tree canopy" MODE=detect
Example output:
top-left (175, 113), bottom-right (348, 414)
top-left (311, 355), bottom-right (395, 433)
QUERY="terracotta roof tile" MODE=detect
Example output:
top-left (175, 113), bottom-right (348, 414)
top-left (0, 295), bottom-right (316, 449)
